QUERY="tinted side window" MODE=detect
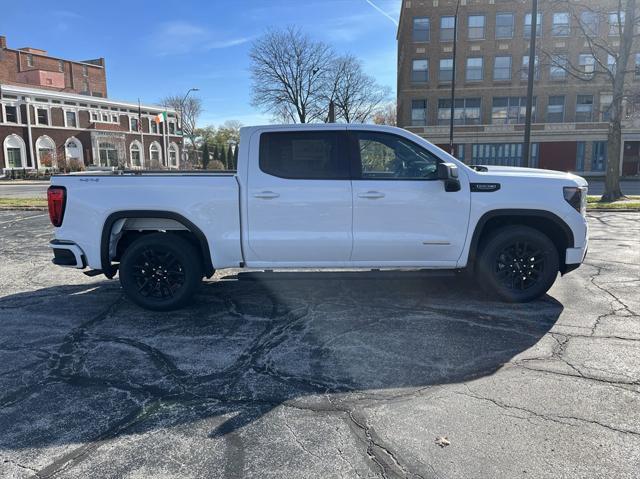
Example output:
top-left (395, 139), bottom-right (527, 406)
top-left (259, 131), bottom-right (349, 179)
top-left (353, 131), bottom-right (440, 180)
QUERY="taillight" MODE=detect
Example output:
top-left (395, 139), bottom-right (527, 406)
top-left (47, 186), bottom-right (67, 227)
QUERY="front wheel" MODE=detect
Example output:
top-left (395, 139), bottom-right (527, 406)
top-left (476, 226), bottom-right (559, 302)
top-left (119, 233), bottom-right (202, 311)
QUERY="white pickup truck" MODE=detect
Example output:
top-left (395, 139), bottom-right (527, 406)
top-left (48, 124), bottom-right (588, 310)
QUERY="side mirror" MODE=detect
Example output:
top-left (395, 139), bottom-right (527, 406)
top-left (437, 163), bottom-right (461, 192)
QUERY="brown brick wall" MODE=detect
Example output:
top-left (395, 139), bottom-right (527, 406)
top-left (0, 37), bottom-right (107, 96)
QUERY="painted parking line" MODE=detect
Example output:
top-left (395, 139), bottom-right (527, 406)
top-left (0, 213), bottom-right (47, 226)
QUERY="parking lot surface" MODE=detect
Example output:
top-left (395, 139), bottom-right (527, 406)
top-left (1, 211), bottom-right (639, 478)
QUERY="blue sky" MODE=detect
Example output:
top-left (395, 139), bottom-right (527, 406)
top-left (2, 0), bottom-right (400, 126)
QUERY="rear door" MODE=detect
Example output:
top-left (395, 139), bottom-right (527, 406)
top-left (245, 128), bottom-right (353, 265)
top-left (349, 129), bottom-right (470, 266)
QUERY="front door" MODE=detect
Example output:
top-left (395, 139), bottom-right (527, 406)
top-left (246, 128), bottom-right (353, 266)
top-left (349, 129), bottom-right (470, 266)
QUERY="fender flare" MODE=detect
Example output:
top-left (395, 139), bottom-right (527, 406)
top-left (100, 210), bottom-right (214, 279)
top-left (467, 209), bottom-right (575, 267)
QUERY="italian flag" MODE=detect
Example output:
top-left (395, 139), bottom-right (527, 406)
top-left (154, 112), bottom-right (167, 124)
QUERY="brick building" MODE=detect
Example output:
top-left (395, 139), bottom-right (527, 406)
top-left (0, 36), bottom-right (182, 172)
top-left (396, 0), bottom-right (640, 176)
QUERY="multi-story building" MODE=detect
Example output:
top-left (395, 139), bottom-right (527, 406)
top-left (397, 0), bottom-right (640, 176)
top-left (0, 36), bottom-right (182, 172)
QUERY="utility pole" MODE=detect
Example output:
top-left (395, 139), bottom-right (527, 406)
top-left (328, 100), bottom-right (336, 123)
top-left (448, 0), bottom-right (460, 155)
top-left (522, 0), bottom-right (538, 168)
top-left (179, 87), bottom-right (199, 167)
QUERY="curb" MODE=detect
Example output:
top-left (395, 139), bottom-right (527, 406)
top-left (0, 206), bottom-right (48, 211)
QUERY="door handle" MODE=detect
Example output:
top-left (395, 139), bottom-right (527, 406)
top-left (357, 191), bottom-right (385, 199)
top-left (253, 191), bottom-right (280, 199)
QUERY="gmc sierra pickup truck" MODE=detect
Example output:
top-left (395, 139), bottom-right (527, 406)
top-left (48, 124), bottom-right (588, 310)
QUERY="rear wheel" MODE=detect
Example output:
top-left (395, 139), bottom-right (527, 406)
top-left (477, 226), bottom-right (559, 302)
top-left (119, 233), bottom-right (202, 311)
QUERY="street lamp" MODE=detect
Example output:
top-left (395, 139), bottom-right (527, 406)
top-left (522, 0), bottom-right (538, 168)
top-left (448, 0), bottom-right (461, 156)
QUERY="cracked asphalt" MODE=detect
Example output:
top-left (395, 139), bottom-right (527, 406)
top-left (0, 210), bottom-right (638, 479)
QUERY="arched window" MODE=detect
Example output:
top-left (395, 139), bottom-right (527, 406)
top-left (3, 134), bottom-right (27, 169)
top-left (149, 142), bottom-right (162, 167)
top-left (168, 143), bottom-right (179, 168)
top-left (130, 141), bottom-right (143, 168)
top-left (64, 137), bottom-right (84, 166)
top-left (36, 136), bottom-right (56, 168)
top-left (98, 142), bottom-right (118, 167)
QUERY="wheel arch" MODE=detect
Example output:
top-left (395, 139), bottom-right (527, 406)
top-left (100, 210), bottom-right (215, 279)
top-left (467, 209), bottom-right (574, 274)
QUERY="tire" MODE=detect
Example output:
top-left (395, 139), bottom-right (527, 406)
top-left (119, 233), bottom-right (203, 311)
top-left (476, 225), bottom-right (559, 303)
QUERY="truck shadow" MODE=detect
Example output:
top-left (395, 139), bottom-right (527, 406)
top-left (0, 271), bottom-right (563, 451)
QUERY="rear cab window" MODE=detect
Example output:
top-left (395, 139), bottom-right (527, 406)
top-left (259, 131), bottom-right (350, 179)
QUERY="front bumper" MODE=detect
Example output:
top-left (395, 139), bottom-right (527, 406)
top-left (49, 240), bottom-right (86, 269)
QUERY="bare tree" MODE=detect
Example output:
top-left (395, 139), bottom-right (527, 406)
top-left (162, 94), bottom-right (203, 167)
top-left (250, 27), bottom-right (334, 123)
top-left (543, 0), bottom-right (639, 201)
top-left (325, 55), bottom-right (390, 123)
top-left (372, 102), bottom-right (397, 126)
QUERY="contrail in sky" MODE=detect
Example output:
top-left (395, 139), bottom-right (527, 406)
top-left (364, 0), bottom-right (399, 26)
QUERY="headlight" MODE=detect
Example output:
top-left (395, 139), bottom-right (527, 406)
top-left (563, 186), bottom-right (587, 216)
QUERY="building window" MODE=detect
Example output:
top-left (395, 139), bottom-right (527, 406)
top-left (169, 122), bottom-right (176, 135)
top-left (58, 60), bottom-right (64, 73)
top-left (130, 117), bottom-right (139, 132)
top-left (608, 11), bottom-right (624, 36)
top-left (521, 55), bottom-right (539, 80)
top-left (411, 59), bottom-right (429, 82)
top-left (592, 141), bottom-right (607, 171)
top-left (547, 95), bottom-right (565, 123)
top-left (36, 108), bottom-right (49, 125)
top-left (493, 56), bottom-right (512, 80)
top-left (26, 54), bottom-right (34, 67)
top-left (36, 136), bottom-right (56, 168)
top-left (82, 80), bottom-right (90, 94)
top-left (65, 111), bottom-right (77, 128)
top-left (101, 112), bottom-right (109, 122)
top-left (440, 16), bottom-right (456, 41)
top-left (4, 105), bottom-right (19, 123)
top-left (169, 144), bottom-right (179, 167)
top-left (576, 95), bottom-right (594, 122)
top-left (496, 13), bottom-right (514, 39)
top-left (437, 98), bottom-right (481, 126)
top-left (491, 97), bottom-right (535, 124)
top-left (439, 58), bottom-right (453, 82)
top-left (82, 65), bottom-right (89, 77)
top-left (576, 142), bottom-right (586, 171)
top-left (580, 11), bottom-right (599, 35)
top-left (607, 54), bottom-right (616, 75)
top-left (151, 120), bottom-right (158, 134)
top-left (524, 13), bottom-right (542, 38)
top-left (578, 54), bottom-right (596, 78)
top-left (413, 17), bottom-right (430, 42)
top-left (472, 143), bottom-right (539, 167)
top-left (150, 142), bottom-right (162, 166)
top-left (3, 134), bottom-right (27, 168)
top-left (468, 15), bottom-right (485, 40)
top-left (130, 142), bottom-right (142, 167)
top-left (98, 142), bottom-right (119, 167)
top-left (466, 57), bottom-right (483, 81)
top-left (91, 112), bottom-right (99, 122)
top-left (550, 54), bottom-right (568, 80)
top-left (411, 99), bottom-right (427, 126)
top-left (552, 12), bottom-right (570, 36)
top-left (600, 94), bottom-right (613, 122)
top-left (636, 53), bottom-right (640, 78)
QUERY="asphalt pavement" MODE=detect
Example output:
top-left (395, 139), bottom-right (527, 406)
top-left (0, 211), bottom-right (639, 478)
